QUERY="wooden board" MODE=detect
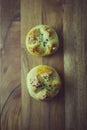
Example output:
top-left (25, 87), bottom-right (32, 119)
top-left (21, 0), bottom-right (64, 130)
top-left (1, 19), bottom-right (22, 130)
top-left (1, 0), bottom-right (20, 45)
top-left (63, 0), bottom-right (87, 130)
top-left (0, 0), bottom-right (22, 129)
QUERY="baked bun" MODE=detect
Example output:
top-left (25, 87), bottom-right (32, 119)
top-left (26, 25), bottom-right (59, 56)
top-left (27, 65), bottom-right (61, 100)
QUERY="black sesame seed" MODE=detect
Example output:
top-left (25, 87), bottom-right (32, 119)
top-left (43, 42), bottom-right (47, 47)
top-left (43, 44), bottom-right (46, 47)
top-left (46, 39), bottom-right (48, 41)
top-left (43, 44), bottom-right (45, 47)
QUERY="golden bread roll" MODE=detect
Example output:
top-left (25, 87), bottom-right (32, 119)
top-left (27, 65), bottom-right (61, 100)
top-left (26, 25), bottom-right (59, 56)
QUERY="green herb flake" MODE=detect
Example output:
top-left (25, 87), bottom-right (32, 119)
top-left (43, 76), bottom-right (47, 79)
top-left (33, 42), bottom-right (36, 44)
top-left (43, 42), bottom-right (47, 47)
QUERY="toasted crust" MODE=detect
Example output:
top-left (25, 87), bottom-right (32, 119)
top-left (26, 25), bottom-right (59, 56)
top-left (27, 65), bottom-right (61, 100)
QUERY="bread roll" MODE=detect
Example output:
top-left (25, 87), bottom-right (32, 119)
top-left (27, 65), bottom-right (61, 100)
top-left (26, 25), bottom-right (59, 56)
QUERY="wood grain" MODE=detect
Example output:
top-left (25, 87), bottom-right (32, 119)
top-left (1, 1), bottom-right (21, 128)
top-left (1, 19), bottom-right (21, 110)
top-left (1, 0), bottom-right (20, 47)
top-left (63, 0), bottom-right (87, 130)
top-left (21, 0), bottom-right (64, 130)
top-left (1, 86), bottom-right (22, 130)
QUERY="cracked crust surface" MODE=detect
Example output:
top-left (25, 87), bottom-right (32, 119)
top-left (26, 25), bottom-right (59, 56)
top-left (27, 65), bottom-right (61, 100)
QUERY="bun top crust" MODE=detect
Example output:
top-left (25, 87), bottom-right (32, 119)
top-left (26, 25), bottom-right (59, 56)
top-left (27, 65), bottom-right (61, 100)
